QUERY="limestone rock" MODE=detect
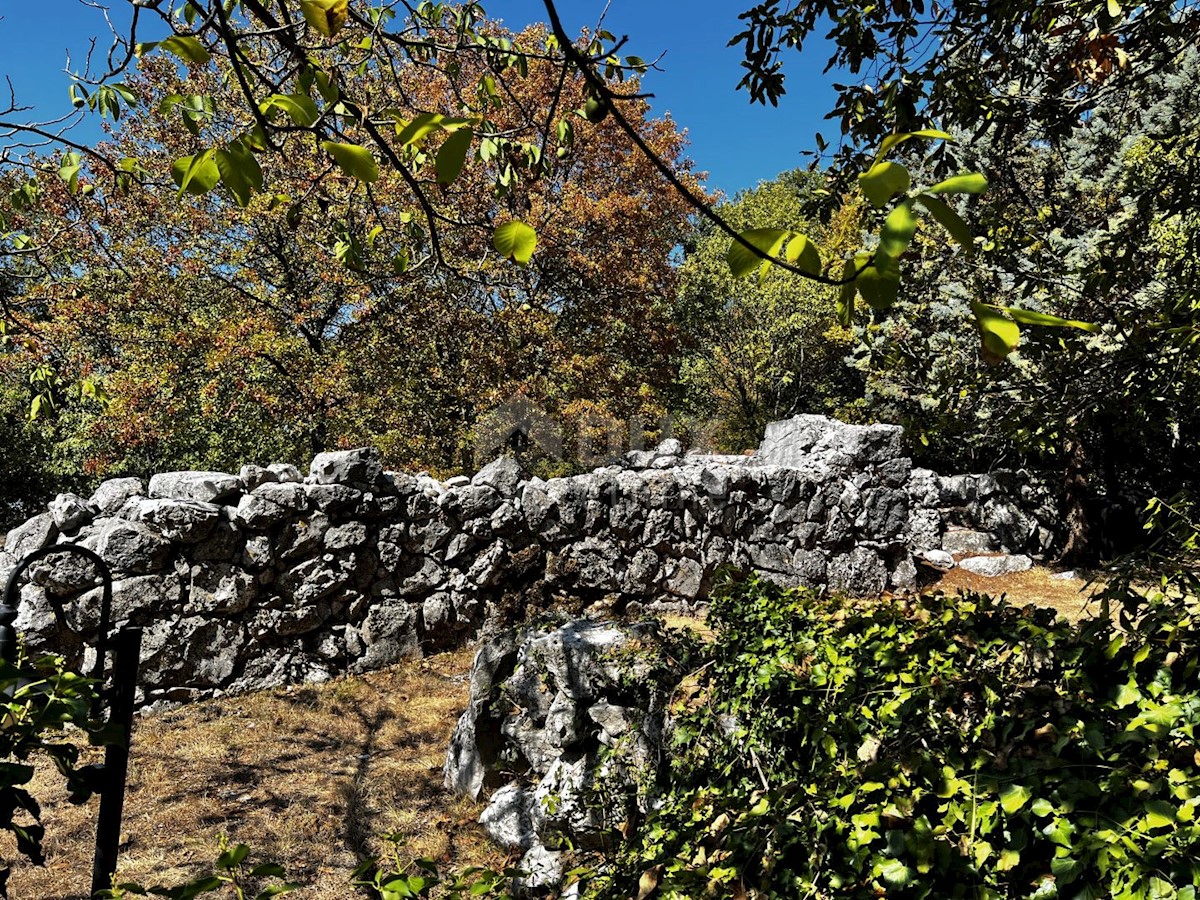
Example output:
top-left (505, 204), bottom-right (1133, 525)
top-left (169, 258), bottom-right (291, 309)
top-left (82, 519), bottom-right (171, 576)
top-left (472, 456), bottom-right (525, 497)
top-left (308, 448), bottom-right (382, 488)
top-left (89, 478), bottom-right (146, 516)
top-left (958, 554), bottom-right (1033, 577)
top-left (827, 546), bottom-right (887, 596)
top-left (135, 499), bottom-right (222, 543)
top-left (942, 528), bottom-right (997, 554)
top-left (49, 493), bottom-right (95, 533)
top-left (5, 513), bottom-right (58, 563)
top-left (917, 549), bottom-right (955, 571)
top-left (149, 471), bottom-right (241, 504)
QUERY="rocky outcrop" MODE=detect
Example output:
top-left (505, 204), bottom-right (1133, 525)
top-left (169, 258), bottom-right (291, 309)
top-left (0, 416), bottom-right (1064, 705)
top-left (444, 619), bottom-right (691, 892)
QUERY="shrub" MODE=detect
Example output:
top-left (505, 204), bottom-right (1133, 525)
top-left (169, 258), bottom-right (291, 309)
top-left (1, 650), bottom-right (104, 896)
top-left (589, 576), bottom-right (1200, 898)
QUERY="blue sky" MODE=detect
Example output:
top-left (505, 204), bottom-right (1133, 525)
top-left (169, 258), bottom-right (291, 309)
top-left (0, 0), bottom-right (837, 196)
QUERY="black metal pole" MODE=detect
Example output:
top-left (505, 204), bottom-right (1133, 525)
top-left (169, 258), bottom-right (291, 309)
top-left (91, 624), bottom-right (142, 897)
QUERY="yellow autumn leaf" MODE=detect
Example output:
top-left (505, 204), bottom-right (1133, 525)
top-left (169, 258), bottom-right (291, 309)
top-left (300, 0), bottom-right (350, 38)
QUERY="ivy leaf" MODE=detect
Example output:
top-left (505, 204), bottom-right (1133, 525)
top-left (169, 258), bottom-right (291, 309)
top-left (493, 220), bottom-right (537, 265)
top-left (1000, 783), bottom-right (1032, 814)
top-left (300, 0), bottom-right (350, 37)
top-left (727, 228), bottom-right (790, 278)
top-left (321, 141), bottom-right (379, 183)
top-left (1143, 799), bottom-right (1177, 829)
top-left (972, 301), bottom-right (1020, 362)
top-left (858, 161), bottom-right (911, 208)
top-left (877, 859), bottom-right (914, 888)
top-left (916, 193), bottom-right (973, 254)
top-left (927, 172), bottom-right (989, 195)
top-left (1050, 856), bottom-right (1083, 885)
top-left (999, 306), bottom-right (1100, 334)
top-left (435, 127), bottom-right (473, 186)
top-left (1115, 681), bottom-right (1141, 708)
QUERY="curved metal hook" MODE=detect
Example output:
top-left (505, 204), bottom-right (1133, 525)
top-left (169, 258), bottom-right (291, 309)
top-left (1, 543), bottom-right (114, 712)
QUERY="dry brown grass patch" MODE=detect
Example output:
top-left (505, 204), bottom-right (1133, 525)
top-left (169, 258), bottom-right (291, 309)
top-left (930, 563), bottom-right (1100, 623)
top-left (7, 646), bottom-right (506, 900)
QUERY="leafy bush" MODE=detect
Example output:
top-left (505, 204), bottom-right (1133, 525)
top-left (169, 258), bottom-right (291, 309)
top-left (1, 650), bottom-right (104, 896)
top-left (98, 838), bottom-right (298, 900)
top-left (591, 576), bottom-right (1200, 898)
top-left (350, 833), bottom-right (512, 899)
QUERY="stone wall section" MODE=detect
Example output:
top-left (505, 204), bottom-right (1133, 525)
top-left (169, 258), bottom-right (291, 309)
top-left (0, 416), bottom-right (1063, 705)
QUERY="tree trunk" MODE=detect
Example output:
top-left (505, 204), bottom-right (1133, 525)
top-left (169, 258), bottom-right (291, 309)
top-left (1059, 436), bottom-right (1098, 566)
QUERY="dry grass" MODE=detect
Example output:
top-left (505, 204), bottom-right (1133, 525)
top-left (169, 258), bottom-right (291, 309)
top-left (929, 562), bottom-right (1100, 623)
top-left (7, 647), bottom-right (506, 900)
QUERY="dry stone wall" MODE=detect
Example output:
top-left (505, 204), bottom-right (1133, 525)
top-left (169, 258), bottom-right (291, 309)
top-left (0, 416), bottom-right (1062, 706)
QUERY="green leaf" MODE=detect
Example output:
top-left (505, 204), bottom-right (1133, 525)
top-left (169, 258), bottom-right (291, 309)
top-left (1143, 799), bottom-right (1177, 829)
top-left (1115, 681), bottom-right (1141, 707)
top-left (785, 234), bottom-right (822, 277)
top-left (1050, 856), bottom-right (1083, 885)
top-left (837, 256), bottom-right (858, 325)
top-left (159, 35), bottom-right (212, 65)
top-left (171, 150), bottom-right (220, 196)
top-left (727, 228), bottom-right (790, 278)
top-left (927, 172), bottom-right (989, 195)
top-left (972, 301), bottom-right (1020, 362)
top-left (877, 129), bottom-right (954, 159)
top-left (493, 220), bottom-right (537, 265)
top-left (916, 193), bottom-right (973, 253)
top-left (58, 151), bottom-right (82, 193)
top-left (858, 161), bottom-right (911, 208)
top-left (857, 256), bottom-right (900, 310)
top-left (217, 843), bottom-right (250, 869)
top-left (1000, 783), bottom-right (1032, 814)
top-left (397, 112), bottom-right (447, 147)
top-left (395, 113), bottom-right (474, 148)
top-left (877, 199), bottom-right (918, 273)
top-left (300, 0), bottom-right (350, 37)
top-left (877, 858), bottom-right (914, 888)
top-left (998, 306), bottom-right (1100, 334)
top-left (215, 143), bottom-right (263, 207)
top-left (321, 141), bottom-right (379, 183)
top-left (435, 127), bottom-right (473, 186)
top-left (1031, 798), bottom-right (1055, 817)
top-left (260, 94), bottom-right (320, 128)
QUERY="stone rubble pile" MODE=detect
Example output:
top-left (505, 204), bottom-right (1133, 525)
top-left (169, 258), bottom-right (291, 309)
top-left (0, 416), bottom-right (1062, 704)
top-left (444, 619), bottom-right (689, 892)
